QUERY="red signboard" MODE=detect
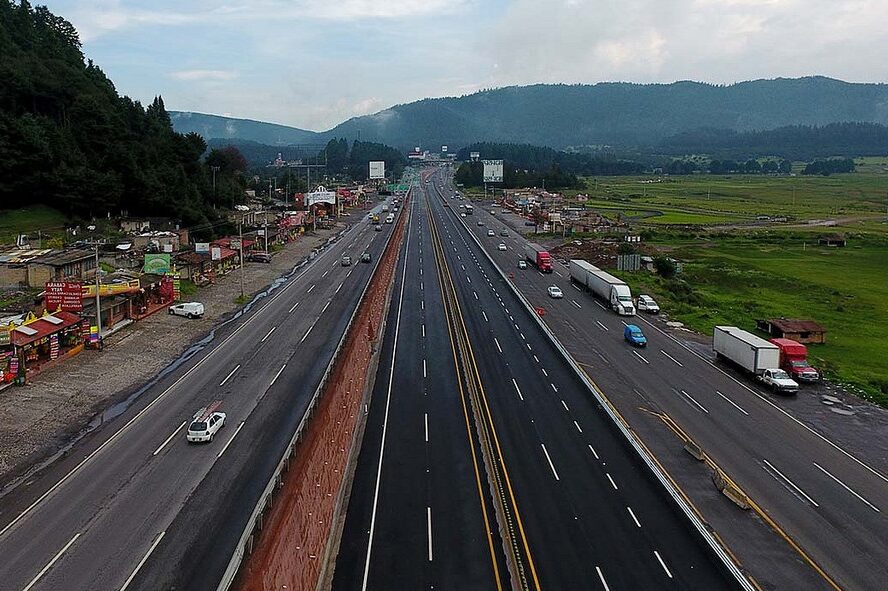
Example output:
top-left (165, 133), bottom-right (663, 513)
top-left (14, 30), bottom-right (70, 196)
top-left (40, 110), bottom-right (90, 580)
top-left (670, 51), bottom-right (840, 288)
top-left (44, 281), bottom-right (84, 312)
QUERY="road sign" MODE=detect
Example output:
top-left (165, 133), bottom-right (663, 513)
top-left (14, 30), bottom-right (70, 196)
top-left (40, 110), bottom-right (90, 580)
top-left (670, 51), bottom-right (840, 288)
top-left (369, 161), bottom-right (385, 180)
top-left (483, 160), bottom-right (503, 183)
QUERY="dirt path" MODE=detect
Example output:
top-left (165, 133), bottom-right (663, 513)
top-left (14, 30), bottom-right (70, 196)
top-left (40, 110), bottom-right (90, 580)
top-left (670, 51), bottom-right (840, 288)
top-left (0, 216), bottom-right (361, 490)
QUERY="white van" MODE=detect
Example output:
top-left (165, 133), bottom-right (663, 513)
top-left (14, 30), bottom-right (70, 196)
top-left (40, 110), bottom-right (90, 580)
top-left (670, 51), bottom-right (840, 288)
top-left (385, 214), bottom-right (395, 224)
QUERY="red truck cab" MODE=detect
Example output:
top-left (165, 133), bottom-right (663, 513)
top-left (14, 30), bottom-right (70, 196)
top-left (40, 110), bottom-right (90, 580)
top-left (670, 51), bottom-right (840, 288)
top-left (537, 251), bottom-right (553, 273)
top-left (769, 338), bottom-right (820, 382)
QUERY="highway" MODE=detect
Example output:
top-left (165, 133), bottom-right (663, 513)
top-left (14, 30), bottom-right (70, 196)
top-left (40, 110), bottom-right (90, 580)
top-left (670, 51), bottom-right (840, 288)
top-left (336, 170), bottom-right (744, 590)
top-left (448, 173), bottom-right (888, 590)
top-left (0, 200), bottom-right (400, 591)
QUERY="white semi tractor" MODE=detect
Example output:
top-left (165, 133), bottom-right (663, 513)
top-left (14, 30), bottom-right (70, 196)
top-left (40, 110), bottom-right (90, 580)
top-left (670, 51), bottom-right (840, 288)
top-left (568, 259), bottom-right (636, 316)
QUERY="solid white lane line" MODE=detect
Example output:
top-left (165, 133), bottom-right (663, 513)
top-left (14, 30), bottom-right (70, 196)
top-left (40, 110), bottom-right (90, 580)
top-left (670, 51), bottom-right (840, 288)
top-left (427, 507), bottom-right (434, 561)
top-left (571, 300), bottom-right (582, 309)
top-left (300, 322), bottom-right (315, 343)
top-left (574, 420), bottom-right (583, 433)
top-left (595, 566), bottom-right (611, 591)
top-left (512, 378), bottom-right (524, 401)
top-left (423, 359), bottom-right (427, 378)
top-left (219, 364), bottom-right (240, 386)
top-left (24, 533), bottom-right (81, 591)
top-left (153, 421), bottom-right (187, 456)
top-left (763, 459), bottom-right (819, 507)
top-left (321, 301), bottom-right (331, 314)
top-left (288, 302), bottom-right (300, 313)
top-left (424, 413), bottom-right (429, 442)
top-left (627, 506), bottom-right (641, 528)
top-left (261, 326), bottom-right (277, 343)
top-left (482, 311), bottom-right (488, 322)
top-left (813, 462), bottom-right (880, 512)
top-left (606, 473), bottom-right (618, 490)
top-left (660, 349), bottom-right (684, 367)
top-left (588, 445), bottom-right (600, 460)
top-left (335, 282), bottom-right (343, 294)
top-left (680, 389), bottom-right (709, 414)
top-left (494, 337), bottom-right (503, 353)
top-left (119, 531), bottom-right (165, 591)
top-left (270, 364), bottom-right (286, 386)
top-left (541, 443), bottom-right (560, 481)
top-left (307, 284), bottom-right (315, 293)
top-left (473, 291), bottom-right (478, 299)
top-left (217, 420), bottom-right (245, 458)
top-left (632, 351), bottom-right (650, 364)
top-left (654, 550), bottom-right (674, 579)
top-left (572, 284), bottom-right (582, 291)
top-left (716, 390), bottom-right (749, 416)
top-left (595, 320), bottom-right (609, 331)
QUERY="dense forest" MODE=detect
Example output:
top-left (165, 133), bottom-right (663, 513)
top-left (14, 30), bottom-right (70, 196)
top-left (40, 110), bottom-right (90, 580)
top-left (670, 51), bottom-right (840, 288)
top-left (321, 138), bottom-right (407, 182)
top-left (453, 142), bottom-right (643, 188)
top-left (0, 0), bottom-right (244, 237)
top-left (659, 122), bottom-right (888, 160)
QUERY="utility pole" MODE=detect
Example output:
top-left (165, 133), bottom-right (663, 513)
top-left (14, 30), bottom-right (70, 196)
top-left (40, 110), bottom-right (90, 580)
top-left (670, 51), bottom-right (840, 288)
top-left (263, 213), bottom-right (269, 254)
top-left (94, 243), bottom-right (102, 343)
top-left (238, 216), bottom-right (245, 299)
top-left (211, 166), bottom-right (220, 198)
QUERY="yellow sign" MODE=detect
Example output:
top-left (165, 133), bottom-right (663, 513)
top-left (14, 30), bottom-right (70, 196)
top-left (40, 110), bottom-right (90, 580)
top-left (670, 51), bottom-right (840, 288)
top-left (82, 279), bottom-right (141, 298)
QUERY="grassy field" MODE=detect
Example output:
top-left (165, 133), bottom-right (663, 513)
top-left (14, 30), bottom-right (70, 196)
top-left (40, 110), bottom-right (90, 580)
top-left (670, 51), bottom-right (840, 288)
top-left (0, 205), bottom-right (68, 245)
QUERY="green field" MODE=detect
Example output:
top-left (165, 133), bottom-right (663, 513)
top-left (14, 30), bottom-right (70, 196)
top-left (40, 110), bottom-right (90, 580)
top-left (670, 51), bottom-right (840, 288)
top-left (0, 205), bottom-right (68, 245)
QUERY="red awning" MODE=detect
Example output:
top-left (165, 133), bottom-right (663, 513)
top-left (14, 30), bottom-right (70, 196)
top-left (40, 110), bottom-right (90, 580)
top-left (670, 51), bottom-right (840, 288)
top-left (11, 311), bottom-right (83, 346)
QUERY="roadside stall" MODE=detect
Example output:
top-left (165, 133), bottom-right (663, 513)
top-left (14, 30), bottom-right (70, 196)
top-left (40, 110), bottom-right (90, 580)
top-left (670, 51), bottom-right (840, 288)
top-left (10, 310), bottom-right (85, 383)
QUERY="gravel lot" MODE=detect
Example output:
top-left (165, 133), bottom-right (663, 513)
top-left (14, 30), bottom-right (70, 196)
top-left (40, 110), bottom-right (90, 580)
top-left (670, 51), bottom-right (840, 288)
top-left (0, 218), bottom-right (359, 490)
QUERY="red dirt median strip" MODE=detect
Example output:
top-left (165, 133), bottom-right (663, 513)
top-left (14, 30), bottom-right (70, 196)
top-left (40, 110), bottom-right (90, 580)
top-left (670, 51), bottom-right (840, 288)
top-left (234, 202), bottom-right (409, 591)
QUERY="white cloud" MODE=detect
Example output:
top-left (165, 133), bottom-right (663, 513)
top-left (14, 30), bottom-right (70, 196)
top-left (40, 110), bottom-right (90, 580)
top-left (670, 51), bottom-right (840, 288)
top-left (170, 69), bottom-right (238, 81)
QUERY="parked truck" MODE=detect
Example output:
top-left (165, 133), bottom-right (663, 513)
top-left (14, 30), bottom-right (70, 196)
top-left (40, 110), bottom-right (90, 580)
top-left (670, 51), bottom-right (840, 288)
top-left (769, 338), bottom-right (820, 382)
top-left (524, 242), bottom-right (553, 273)
top-left (713, 326), bottom-right (799, 393)
top-left (569, 259), bottom-right (635, 315)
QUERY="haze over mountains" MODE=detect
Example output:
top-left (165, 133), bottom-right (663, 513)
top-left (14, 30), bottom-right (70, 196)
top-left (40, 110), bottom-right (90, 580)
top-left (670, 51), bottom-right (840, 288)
top-left (171, 77), bottom-right (888, 151)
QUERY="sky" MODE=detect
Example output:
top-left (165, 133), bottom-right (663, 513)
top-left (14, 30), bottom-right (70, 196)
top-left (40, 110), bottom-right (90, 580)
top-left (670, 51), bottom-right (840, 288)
top-left (41, 0), bottom-right (888, 132)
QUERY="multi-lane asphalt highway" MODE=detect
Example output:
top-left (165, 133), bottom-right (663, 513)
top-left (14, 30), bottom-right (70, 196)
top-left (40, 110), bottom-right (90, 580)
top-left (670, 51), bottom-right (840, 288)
top-left (445, 173), bottom-right (888, 590)
top-left (0, 200), bottom-right (399, 591)
top-left (334, 172), bottom-right (745, 589)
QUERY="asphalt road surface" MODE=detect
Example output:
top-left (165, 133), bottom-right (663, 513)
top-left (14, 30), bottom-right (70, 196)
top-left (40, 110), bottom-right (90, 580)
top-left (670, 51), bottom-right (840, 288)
top-left (448, 174), bottom-right (888, 591)
top-left (336, 170), bottom-right (744, 590)
top-left (0, 200), bottom-right (399, 591)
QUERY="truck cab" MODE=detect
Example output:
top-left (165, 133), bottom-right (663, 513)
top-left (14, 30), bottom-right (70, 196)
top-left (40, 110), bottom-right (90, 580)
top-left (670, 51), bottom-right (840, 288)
top-left (769, 338), bottom-right (820, 382)
top-left (611, 285), bottom-right (636, 316)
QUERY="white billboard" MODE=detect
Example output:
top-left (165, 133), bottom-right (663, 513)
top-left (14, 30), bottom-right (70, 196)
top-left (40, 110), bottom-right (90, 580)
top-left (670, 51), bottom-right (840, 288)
top-left (306, 185), bottom-right (337, 206)
top-left (483, 159), bottom-right (504, 183)
top-left (441, 145), bottom-right (448, 153)
top-left (369, 161), bottom-right (385, 180)
top-left (195, 242), bottom-right (210, 254)
top-left (470, 151), bottom-right (480, 161)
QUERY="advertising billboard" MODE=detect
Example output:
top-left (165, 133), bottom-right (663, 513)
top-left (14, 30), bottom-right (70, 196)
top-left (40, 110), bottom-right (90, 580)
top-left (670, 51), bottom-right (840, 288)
top-left (483, 159), bottom-right (504, 183)
top-left (470, 151), bottom-right (480, 161)
top-left (44, 281), bottom-right (84, 312)
top-left (369, 161), bottom-right (386, 180)
top-left (143, 254), bottom-right (171, 274)
top-left (195, 242), bottom-right (210, 254)
top-left (306, 186), bottom-right (337, 206)
top-left (441, 145), bottom-right (448, 153)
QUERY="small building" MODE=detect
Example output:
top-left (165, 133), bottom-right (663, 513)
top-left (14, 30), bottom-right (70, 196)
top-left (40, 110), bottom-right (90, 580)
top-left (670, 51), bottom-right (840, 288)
top-left (756, 318), bottom-right (827, 344)
top-left (132, 231), bottom-right (181, 253)
top-left (175, 247), bottom-right (239, 284)
top-left (818, 234), bottom-right (846, 247)
top-left (7, 310), bottom-right (85, 382)
top-left (26, 248), bottom-right (96, 287)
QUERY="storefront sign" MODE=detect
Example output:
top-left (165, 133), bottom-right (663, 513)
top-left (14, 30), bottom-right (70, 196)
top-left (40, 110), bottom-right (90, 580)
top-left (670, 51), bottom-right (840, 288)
top-left (45, 281), bottom-right (84, 312)
top-left (50, 334), bottom-right (59, 360)
top-left (143, 254), bottom-right (171, 274)
top-left (195, 242), bottom-right (210, 254)
top-left (83, 279), bottom-right (141, 298)
top-left (89, 325), bottom-right (99, 344)
top-left (0, 330), bottom-right (10, 346)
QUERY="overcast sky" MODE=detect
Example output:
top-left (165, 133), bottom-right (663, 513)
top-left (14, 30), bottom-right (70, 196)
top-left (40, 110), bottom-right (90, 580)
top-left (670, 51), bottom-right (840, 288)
top-left (43, 0), bottom-right (888, 131)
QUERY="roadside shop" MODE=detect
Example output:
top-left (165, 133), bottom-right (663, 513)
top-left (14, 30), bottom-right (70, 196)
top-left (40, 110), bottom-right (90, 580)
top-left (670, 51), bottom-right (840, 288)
top-left (8, 310), bottom-right (85, 383)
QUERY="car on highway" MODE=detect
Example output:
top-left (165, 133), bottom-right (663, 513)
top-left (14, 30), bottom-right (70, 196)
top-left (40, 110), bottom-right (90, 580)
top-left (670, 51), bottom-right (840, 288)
top-left (518, 260), bottom-right (527, 269)
top-left (361, 252), bottom-right (372, 263)
top-left (461, 213), bottom-right (466, 217)
top-left (497, 243), bottom-right (507, 251)
top-left (248, 252), bottom-right (272, 263)
top-left (341, 255), bottom-right (352, 266)
top-left (487, 229), bottom-right (495, 237)
top-left (547, 285), bottom-right (563, 298)
top-left (477, 220), bottom-right (484, 226)
top-left (169, 302), bottom-right (204, 319)
top-left (637, 294), bottom-right (660, 313)
top-left (624, 324), bottom-right (647, 347)
top-left (374, 224), bottom-right (383, 231)
top-left (187, 402), bottom-right (226, 443)
top-left (500, 229), bottom-right (509, 236)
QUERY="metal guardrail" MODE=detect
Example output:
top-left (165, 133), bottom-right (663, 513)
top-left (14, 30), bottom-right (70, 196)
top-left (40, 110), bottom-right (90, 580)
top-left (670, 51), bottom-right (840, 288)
top-left (441, 185), bottom-right (755, 591)
top-left (216, 199), bottom-right (408, 591)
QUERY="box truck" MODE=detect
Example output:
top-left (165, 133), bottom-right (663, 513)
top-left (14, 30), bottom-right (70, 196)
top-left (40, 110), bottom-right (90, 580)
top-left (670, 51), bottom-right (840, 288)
top-left (713, 326), bottom-right (798, 393)
top-left (769, 338), bottom-right (820, 382)
top-left (569, 260), bottom-right (635, 315)
top-left (524, 243), bottom-right (553, 273)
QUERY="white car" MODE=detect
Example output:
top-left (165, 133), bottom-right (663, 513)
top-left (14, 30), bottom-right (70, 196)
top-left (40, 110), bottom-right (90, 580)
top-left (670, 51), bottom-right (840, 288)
top-left (547, 286), bottom-right (563, 299)
top-left (487, 229), bottom-right (495, 237)
top-left (477, 220), bottom-right (484, 226)
top-left (518, 260), bottom-right (527, 269)
top-left (169, 302), bottom-right (204, 319)
top-left (637, 295), bottom-right (660, 314)
top-left (497, 243), bottom-right (507, 251)
top-left (461, 213), bottom-right (466, 217)
top-left (187, 402), bottom-right (226, 443)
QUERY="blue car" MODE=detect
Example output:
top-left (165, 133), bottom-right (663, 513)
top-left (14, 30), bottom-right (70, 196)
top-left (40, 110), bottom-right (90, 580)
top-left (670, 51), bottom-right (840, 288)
top-left (624, 324), bottom-right (647, 347)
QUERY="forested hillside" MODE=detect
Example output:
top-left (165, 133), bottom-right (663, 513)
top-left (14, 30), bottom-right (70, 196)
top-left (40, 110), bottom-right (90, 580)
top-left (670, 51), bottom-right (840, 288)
top-left (0, 0), bottom-right (241, 236)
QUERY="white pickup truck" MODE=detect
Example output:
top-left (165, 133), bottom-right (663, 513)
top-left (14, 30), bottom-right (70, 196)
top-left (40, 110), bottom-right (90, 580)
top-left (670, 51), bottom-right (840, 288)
top-left (757, 368), bottom-right (800, 394)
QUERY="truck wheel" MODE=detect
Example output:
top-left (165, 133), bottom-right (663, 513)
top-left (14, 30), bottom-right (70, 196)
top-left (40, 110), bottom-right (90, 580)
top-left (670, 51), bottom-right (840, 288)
top-left (187, 313), bottom-right (194, 319)
top-left (168, 309), bottom-right (174, 315)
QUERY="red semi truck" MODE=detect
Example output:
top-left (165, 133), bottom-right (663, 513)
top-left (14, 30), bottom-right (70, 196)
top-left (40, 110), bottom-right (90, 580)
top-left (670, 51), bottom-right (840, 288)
top-left (524, 242), bottom-right (553, 273)
top-left (769, 338), bottom-right (820, 382)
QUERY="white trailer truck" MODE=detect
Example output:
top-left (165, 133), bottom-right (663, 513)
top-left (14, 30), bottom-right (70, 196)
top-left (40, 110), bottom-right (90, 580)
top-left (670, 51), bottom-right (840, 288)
top-left (569, 260), bottom-right (635, 315)
top-left (713, 326), bottom-right (798, 393)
